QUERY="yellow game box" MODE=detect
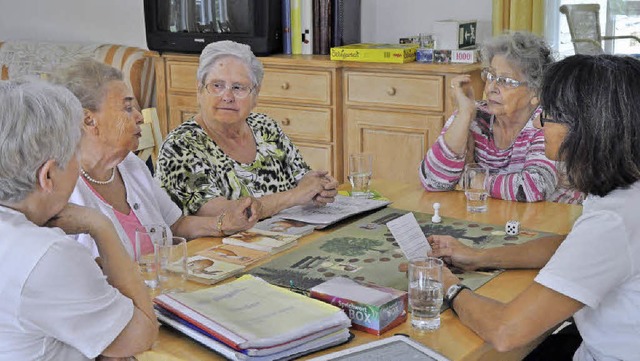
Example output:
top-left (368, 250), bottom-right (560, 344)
top-left (330, 43), bottom-right (419, 63)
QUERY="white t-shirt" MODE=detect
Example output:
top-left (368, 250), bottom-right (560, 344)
top-left (535, 181), bottom-right (640, 361)
top-left (0, 206), bottom-right (133, 360)
top-left (70, 152), bottom-right (183, 258)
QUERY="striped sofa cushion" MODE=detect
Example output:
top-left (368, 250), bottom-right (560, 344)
top-left (0, 41), bottom-right (158, 108)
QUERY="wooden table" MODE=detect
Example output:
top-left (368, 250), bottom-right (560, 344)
top-left (137, 180), bottom-right (583, 361)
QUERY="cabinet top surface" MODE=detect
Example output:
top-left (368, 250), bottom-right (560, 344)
top-left (161, 53), bottom-right (482, 73)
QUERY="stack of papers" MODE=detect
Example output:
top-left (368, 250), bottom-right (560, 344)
top-left (154, 275), bottom-right (352, 360)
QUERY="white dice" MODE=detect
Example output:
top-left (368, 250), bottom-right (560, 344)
top-left (505, 220), bottom-right (520, 236)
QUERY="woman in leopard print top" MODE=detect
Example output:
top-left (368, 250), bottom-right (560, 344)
top-left (156, 41), bottom-right (338, 219)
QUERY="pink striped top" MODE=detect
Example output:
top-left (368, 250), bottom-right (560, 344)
top-left (419, 102), bottom-right (584, 204)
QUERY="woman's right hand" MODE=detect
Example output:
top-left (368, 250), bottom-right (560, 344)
top-left (428, 235), bottom-right (482, 271)
top-left (45, 203), bottom-right (111, 236)
top-left (450, 74), bottom-right (476, 116)
top-left (291, 170), bottom-right (336, 206)
top-left (222, 197), bottom-right (260, 234)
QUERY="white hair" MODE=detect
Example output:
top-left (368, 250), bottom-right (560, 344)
top-left (197, 40), bottom-right (264, 90)
top-left (0, 79), bottom-right (83, 202)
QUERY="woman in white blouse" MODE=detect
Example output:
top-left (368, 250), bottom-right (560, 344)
top-left (52, 58), bottom-right (260, 258)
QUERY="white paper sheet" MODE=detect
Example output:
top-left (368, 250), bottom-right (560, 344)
top-left (386, 212), bottom-right (431, 260)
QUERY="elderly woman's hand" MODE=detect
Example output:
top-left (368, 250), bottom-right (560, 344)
top-left (293, 170), bottom-right (337, 206)
top-left (45, 203), bottom-right (112, 236)
top-left (428, 235), bottom-right (482, 271)
top-left (450, 74), bottom-right (476, 115)
top-left (222, 197), bottom-right (260, 234)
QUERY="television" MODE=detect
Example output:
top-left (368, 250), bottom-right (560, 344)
top-left (144, 0), bottom-right (282, 56)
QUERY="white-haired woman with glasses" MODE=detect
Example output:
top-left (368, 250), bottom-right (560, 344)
top-left (419, 32), bottom-right (583, 204)
top-left (156, 41), bottom-right (338, 220)
top-left (0, 79), bottom-right (157, 358)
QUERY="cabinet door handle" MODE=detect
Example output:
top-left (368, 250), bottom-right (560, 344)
top-left (281, 82), bottom-right (290, 90)
top-left (281, 118), bottom-right (291, 126)
top-left (386, 87), bottom-right (397, 96)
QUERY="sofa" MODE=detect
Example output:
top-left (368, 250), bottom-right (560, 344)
top-left (0, 40), bottom-right (158, 108)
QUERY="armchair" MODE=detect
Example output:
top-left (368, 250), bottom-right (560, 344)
top-left (560, 3), bottom-right (640, 55)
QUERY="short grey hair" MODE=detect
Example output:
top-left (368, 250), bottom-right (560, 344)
top-left (481, 31), bottom-right (554, 91)
top-left (50, 58), bottom-right (123, 111)
top-left (197, 40), bottom-right (264, 90)
top-left (0, 80), bottom-right (83, 202)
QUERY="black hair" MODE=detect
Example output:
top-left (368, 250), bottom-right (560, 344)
top-left (539, 54), bottom-right (640, 196)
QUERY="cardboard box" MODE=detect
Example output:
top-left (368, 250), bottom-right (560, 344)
top-left (330, 43), bottom-right (418, 63)
top-left (433, 20), bottom-right (477, 50)
top-left (416, 48), bottom-right (434, 63)
top-left (310, 277), bottom-right (408, 335)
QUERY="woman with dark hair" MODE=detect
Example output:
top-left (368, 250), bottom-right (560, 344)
top-left (419, 31), bottom-right (583, 204)
top-left (431, 55), bottom-right (640, 360)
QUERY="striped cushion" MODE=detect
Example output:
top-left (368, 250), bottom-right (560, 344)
top-left (0, 41), bottom-right (157, 108)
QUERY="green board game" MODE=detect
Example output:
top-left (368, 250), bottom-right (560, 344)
top-left (250, 207), bottom-right (556, 293)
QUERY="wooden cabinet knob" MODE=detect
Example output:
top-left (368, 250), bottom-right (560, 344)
top-left (386, 87), bottom-right (397, 96)
top-left (281, 118), bottom-right (291, 126)
top-left (281, 82), bottom-right (290, 90)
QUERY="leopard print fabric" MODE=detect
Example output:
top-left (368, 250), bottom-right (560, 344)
top-left (156, 113), bottom-right (310, 214)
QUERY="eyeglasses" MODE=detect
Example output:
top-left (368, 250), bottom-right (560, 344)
top-left (203, 81), bottom-right (255, 98)
top-left (539, 110), bottom-right (562, 127)
top-left (481, 68), bottom-right (527, 89)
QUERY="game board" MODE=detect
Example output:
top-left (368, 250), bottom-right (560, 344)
top-left (250, 207), bottom-right (557, 293)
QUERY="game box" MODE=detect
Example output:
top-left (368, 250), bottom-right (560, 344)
top-left (310, 277), bottom-right (407, 335)
top-left (330, 43), bottom-right (418, 63)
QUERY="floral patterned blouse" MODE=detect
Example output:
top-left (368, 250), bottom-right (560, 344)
top-left (156, 113), bottom-right (310, 214)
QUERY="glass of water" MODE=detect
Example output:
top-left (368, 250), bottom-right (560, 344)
top-left (135, 224), bottom-right (167, 290)
top-left (156, 236), bottom-right (188, 294)
top-left (462, 163), bottom-right (489, 213)
top-left (408, 257), bottom-right (444, 331)
top-left (348, 153), bottom-right (373, 198)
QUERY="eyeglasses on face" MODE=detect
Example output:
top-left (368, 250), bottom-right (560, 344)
top-left (203, 81), bottom-right (255, 98)
top-left (481, 68), bottom-right (527, 89)
top-left (539, 110), bottom-right (562, 127)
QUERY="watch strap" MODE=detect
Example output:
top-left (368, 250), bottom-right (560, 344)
top-left (446, 284), bottom-right (470, 311)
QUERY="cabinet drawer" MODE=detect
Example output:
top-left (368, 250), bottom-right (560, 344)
top-left (254, 104), bottom-right (332, 142)
top-left (260, 69), bottom-right (332, 106)
top-left (345, 72), bottom-right (444, 111)
top-left (295, 142), bottom-right (333, 174)
top-left (167, 62), bottom-right (198, 92)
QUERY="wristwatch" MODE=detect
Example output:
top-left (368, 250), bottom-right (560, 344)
top-left (444, 283), bottom-right (470, 311)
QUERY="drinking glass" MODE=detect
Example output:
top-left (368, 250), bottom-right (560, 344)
top-left (134, 224), bottom-right (167, 289)
top-left (408, 257), bottom-right (444, 331)
top-left (157, 236), bottom-right (188, 294)
top-left (462, 163), bottom-right (489, 213)
top-left (348, 153), bottom-right (373, 198)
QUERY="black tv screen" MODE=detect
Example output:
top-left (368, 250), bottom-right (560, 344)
top-left (144, 0), bottom-right (282, 56)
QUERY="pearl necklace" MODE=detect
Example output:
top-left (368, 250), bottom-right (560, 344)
top-left (80, 168), bottom-right (116, 185)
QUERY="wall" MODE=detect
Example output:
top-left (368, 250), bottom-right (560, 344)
top-left (361, 0), bottom-right (493, 45)
top-left (0, 0), bottom-right (147, 48)
top-left (0, 0), bottom-right (491, 49)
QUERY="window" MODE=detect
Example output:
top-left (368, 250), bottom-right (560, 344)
top-left (545, 0), bottom-right (640, 57)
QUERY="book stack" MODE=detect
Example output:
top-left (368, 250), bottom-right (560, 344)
top-left (185, 229), bottom-right (299, 285)
top-left (283, 0), bottom-right (361, 55)
top-left (154, 275), bottom-right (352, 360)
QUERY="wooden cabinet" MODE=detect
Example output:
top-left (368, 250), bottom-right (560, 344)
top-left (341, 62), bottom-right (484, 185)
top-left (155, 54), bottom-right (483, 184)
top-left (155, 54), bottom-right (343, 180)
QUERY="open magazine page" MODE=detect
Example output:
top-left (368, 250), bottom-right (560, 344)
top-left (277, 195), bottom-right (390, 227)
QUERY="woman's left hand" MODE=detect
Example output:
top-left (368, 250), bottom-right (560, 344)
top-left (293, 170), bottom-right (338, 206)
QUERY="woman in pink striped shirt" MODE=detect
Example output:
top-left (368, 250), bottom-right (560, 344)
top-left (419, 32), bottom-right (583, 204)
